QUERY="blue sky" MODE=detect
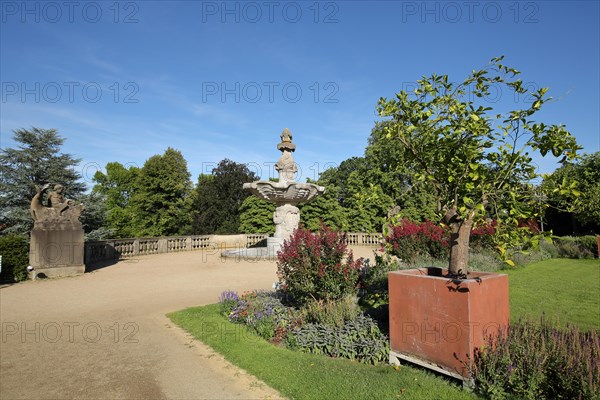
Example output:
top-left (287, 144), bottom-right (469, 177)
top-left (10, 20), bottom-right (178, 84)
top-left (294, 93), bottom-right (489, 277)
top-left (1, 1), bottom-right (599, 187)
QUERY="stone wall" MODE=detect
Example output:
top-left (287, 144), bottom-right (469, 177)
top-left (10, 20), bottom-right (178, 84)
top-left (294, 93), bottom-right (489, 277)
top-left (85, 232), bottom-right (382, 264)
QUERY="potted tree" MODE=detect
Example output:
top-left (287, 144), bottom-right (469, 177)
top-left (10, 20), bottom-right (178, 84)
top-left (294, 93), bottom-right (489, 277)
top-left (377, 56), bottom-right (580, 380)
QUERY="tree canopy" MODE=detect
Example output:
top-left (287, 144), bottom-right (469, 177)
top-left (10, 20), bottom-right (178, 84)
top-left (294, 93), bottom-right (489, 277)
top-left (0, 128), bottom-right (86, 235)
top-left (130, 148), bottom-right (193, 237)
top-left (377, 56), bottom-right (580, 274)
top-left (238, 196), bottom-right (275, 234)
top-left (192, 159), bottom-right (259, 234)
top-left (300, 185), bottom-right (349, 231)
top-left (92, 162), bottom-right (140, 238)
top-left (543, 151), bottom-right (600, 235)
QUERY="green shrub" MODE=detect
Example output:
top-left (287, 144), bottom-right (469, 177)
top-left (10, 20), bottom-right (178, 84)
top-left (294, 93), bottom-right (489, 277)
top-left (469, 319), bottom-right (600, 400)
top-left (558, 240), bottom-right (587, 258)
top-left (576, 235), bottom-right (599, 256)
top-left (510, 239), bottom-right (557, 266)
top-left (511, 250), bottom-right (549, 267)
top-left (555, 236), bottom-right (597, 259)
top-left (276, 227), bottom-right (363, 304)
top-left (358, 252), bottom-right (402, 306)
top-left (0, 234), bottom-right (29, 282)
top-left (539, 238), bottom-right (560, 258)
top-left (286, 314), bottom-right (389, 365)
top-left (300, 296), bottom-right (360, 328)
top-left (467, 250), bottom-right (505, 272)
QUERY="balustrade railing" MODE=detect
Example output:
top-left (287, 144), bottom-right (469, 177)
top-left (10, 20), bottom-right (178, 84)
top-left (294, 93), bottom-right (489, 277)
top-left (84, 232), bottom-right (381, 264)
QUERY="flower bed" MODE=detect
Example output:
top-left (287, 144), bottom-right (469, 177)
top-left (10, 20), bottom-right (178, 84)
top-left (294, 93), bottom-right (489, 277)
top-left (218, 289), bottom-right (389, 365)
top-left (469, 319), bottom-right (600, 399)
top-left (217, 226), bottom-right (388, 365)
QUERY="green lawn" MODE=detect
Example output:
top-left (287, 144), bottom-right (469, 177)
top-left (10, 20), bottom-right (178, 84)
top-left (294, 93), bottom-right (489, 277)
top-left (168, 258), bottom-right (599, 400)
top-left (169, 304), bottom-right (475, 400)
top-left (505, 258), bottom-right (600, 330)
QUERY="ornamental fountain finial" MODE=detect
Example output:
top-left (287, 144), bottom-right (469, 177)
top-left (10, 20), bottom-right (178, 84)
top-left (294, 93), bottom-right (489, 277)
top-left (275, 128), bottom-right (298, 185)
top-left (277, 128), bottom-right (296, 152)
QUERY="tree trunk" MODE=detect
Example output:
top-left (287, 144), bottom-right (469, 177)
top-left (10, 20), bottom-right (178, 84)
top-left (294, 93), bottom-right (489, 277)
top-left (448, 216), bottom-right (474, 276)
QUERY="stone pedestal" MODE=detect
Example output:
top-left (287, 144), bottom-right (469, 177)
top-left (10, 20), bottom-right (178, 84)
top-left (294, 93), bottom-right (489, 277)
top-left (267, 237), bottom-right (284, 254)
top-left (273, 204), bottom-right (300, 243)
top-left (29, 221), bottom-right (85, 278)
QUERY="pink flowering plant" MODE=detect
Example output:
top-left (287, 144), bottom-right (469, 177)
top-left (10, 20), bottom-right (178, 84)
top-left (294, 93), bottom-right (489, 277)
top-left (276, 226), bottom-right (363, 304)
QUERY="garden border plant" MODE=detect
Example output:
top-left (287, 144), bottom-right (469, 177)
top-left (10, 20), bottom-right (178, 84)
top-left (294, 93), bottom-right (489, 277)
top-left (468, 318), bottom-right (599, 400)
top-left (216, 226), bottom-right (391, 366)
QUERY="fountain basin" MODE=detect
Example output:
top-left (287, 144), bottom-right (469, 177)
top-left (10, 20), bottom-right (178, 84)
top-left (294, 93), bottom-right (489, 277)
top-left (243, 181), bottom-right (324, 206)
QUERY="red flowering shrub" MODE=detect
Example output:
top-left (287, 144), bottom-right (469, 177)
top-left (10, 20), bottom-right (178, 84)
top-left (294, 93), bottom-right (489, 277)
top-left (518, 219), bottom-right (541, 234)
top-left (384, 219), bottom-right (449, 263)
top-left (276, 226), bottom-right (363, 303)
top-left (470, 219), bottom-right (497, 251)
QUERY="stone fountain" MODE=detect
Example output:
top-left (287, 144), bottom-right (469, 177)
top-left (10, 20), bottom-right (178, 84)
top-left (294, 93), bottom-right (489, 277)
top-left (221, 128), bottom-right (324, 259)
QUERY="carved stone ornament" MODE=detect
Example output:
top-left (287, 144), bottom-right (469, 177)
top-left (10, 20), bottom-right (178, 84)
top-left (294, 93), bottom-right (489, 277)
top-left (30, 183), bottom-right (84, 226)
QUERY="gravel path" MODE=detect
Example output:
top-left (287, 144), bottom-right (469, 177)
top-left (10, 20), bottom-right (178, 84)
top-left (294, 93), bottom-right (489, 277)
top-left (1, 246), bottom-right (380, 399)
top-left (1, 250), bottom-right (287, 400)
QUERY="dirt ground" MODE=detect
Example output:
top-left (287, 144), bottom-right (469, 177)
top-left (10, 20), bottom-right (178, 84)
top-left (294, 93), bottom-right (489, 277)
top-left (0, 246), bottom-right (379, 400)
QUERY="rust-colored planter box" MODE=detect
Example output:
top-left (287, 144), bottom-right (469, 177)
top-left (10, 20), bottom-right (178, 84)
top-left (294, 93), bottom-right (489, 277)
top-left (388, 268), bottom-right (509, 379)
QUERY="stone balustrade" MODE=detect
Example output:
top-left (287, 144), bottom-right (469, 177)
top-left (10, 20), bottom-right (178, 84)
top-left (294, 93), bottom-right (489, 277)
top-left (345, 232), bottom-right (383, 246)
top-left (84, 232), bottom-right (382, 264)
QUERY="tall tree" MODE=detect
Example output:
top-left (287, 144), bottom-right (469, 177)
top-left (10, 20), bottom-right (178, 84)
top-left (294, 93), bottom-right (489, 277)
top-left (543, 151), bottom-right (600, 234)
top-left (318, 123), bottom-right (438, 232)
top-left (238, 196), bottom-right (276, 234)
top-left (78, 191), bottom-right (112, 240)
top-left (319, 156), bottom-right (365, 206)
top-left (192, 159), bottom-right (259, 234)
top-left (364, 122), bottom-right (438, 222)
top-left (377, 57), bottom-right (580, 274)
top-left (343, 172), bottom-right (394, 232)
top-left (131, 148), bottom-right (192, 237)
top-left (300, 185), bottom-right (349, 231)
top-left (0, 128), bottom-right (85, 235)
top-left (92, 162), bottom-right (140, 238)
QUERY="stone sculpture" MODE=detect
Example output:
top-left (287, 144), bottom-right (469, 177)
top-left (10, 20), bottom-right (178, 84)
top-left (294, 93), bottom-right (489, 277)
top-left (29, 183), bottom-right (85, 278)
top-left (30, 183), bottom-right (84, 224)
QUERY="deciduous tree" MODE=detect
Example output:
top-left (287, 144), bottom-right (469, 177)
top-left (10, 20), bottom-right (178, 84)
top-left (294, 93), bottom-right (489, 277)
top-left (238, 196), bottom-right (275, 234)
top-left (192, 159), bottom-right (259, 234)
top-left (543, 151), bottom-right (600, 234)
top-left (300, 185), bottom-right (349, 231)
top-left (377, 57), bottom-right (580, 274)
top-left (92, 162), bottom-right (140, 238)
top-left (131, 148), bottom-right (192, 236)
